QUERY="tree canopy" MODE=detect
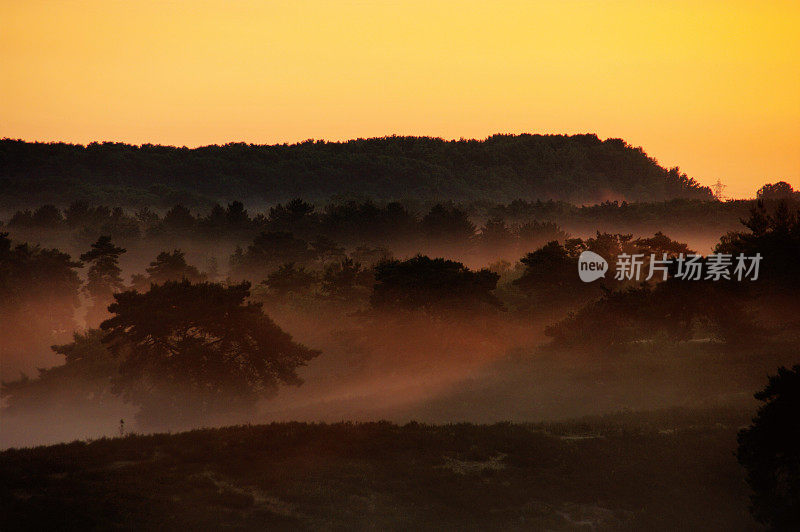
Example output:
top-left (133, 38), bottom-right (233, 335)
top-left (130, 249), bottom-right (206, 292)
top-left (100, 280), bottom-right (320, 427)
top-left (0, 232), bottom-right (82, 369)
top-left (737, 365), bottom-right (800, 529)
top-left (370, 255), bottom-right (502, 315)
top-left (80, 236), bottom-right (126, 324)
top-left (0, 135), bottom-right (713, 208)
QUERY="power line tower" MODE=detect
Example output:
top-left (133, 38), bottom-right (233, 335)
top-left (712, 179), bottom-right (727, 201)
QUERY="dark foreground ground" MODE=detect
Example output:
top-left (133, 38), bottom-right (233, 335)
top-left (1, 409), bottom-right (757, 531)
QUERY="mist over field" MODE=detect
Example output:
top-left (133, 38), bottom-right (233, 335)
top-left (3, 0), bottom-right (799, 526)
top-left (2, 174), bottom-right (798, 443)
top-left (2, 140), bottom-right (799, 530)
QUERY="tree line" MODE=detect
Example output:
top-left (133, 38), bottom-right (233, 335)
top-left (0, 134), bottom-right (713, 208)
top-left (3, 199), bottom-right (800, 433)
top-left (8, 186), bottom-right (797, 251)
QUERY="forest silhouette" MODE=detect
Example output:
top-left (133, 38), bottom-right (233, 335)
top-left (0, 135), bottom-right (713, 208)
top-left (1, 155), bottom-right (799, 529)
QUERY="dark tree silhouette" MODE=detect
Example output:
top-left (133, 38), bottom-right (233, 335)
top-left (633, 231), bottom-right (693, 257)
top-left (267, 198), bottom-right (317, 234)
top-left (322, 258), bottom-right (373, 302)
top-left (80, 236), bottom-right (126, 325)
top-left (160, 204), bottom-right (196, 233)
top-left (0, 135), bottom-right (715, 209)
top-left (515, 220), bottom-right (568, 249)
top-left (514, 231), bottom-right (693, 315)
top-left (100, 280), bottom-right (320, 428)
top-left (27, 205), bottom-right (64, 227)
top-left (64, 201), bottom-right (92, 227)
top-left (1, 330), bottom-right (119, 415)
top-left (421, 203), bottom-right (476, 246)
top-left (134, 206), bottom-right (159, 226)
top-left (2, 195), bottom-right (761, 256)
top-left (371, 255), bottom-right (501, 315)
top-left (0, 233), bottom-right (82, 331)
top-left (514, 240), bottom-right (597, 314)
top-left (225, 200), bottom-right (250, 229)
top-left (737, 365), bottom-right (800, 529)
top-left (130, 250), bottom-right (206, 292)
top-left (230, 231), bottom-right (312, 279)
top-left (310, 236), bottom-right (346, 263)
top-left (543, 279), bottom-right (759, 349)
top-left (757, 181), bottom-right (799, 201)
top-left (717, 200), bottom-right (800, 287)
top-left (262, 263), bottom-right (318, 299)
top-left (0, 232), bottom-right (82, 371)
top-left (479, 217), bottom-right (514, 256)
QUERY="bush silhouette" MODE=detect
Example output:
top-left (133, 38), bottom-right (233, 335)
top-left (737, 365), bottom-right (800, 529)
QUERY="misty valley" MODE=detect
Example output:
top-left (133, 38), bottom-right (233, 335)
top-left (1, 138), bottom-right (799, 530)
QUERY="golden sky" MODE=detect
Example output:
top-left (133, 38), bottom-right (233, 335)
top-left (2, 0), bottom-right (798, 198)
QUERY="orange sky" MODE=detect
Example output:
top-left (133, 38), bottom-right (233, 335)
top-left (2, 0), bottom-right (798, 198)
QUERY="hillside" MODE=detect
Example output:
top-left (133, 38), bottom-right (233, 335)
top-left (0, 135), bottom-right (713, 209)
top-left (1, 410), bottom-right (754, 531)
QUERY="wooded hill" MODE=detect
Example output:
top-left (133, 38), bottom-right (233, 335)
top-left (0, 134), bottom-right (713, 208)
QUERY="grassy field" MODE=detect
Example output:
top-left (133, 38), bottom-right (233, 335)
top-left (1, 409), bottom-right (757, 531)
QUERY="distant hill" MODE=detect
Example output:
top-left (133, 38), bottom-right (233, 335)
top-left (0, 135), bottom-right (713, 208)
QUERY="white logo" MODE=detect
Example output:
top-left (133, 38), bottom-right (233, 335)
top-left (578, 250), bottom-right (608, 282)
top-left (575, 251), bottom-right (762, 282)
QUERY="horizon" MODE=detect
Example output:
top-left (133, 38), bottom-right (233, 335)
top-left (3, 1), bottom-right (798, 199)
top-left (0, 133), bottom-right (771, 201)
